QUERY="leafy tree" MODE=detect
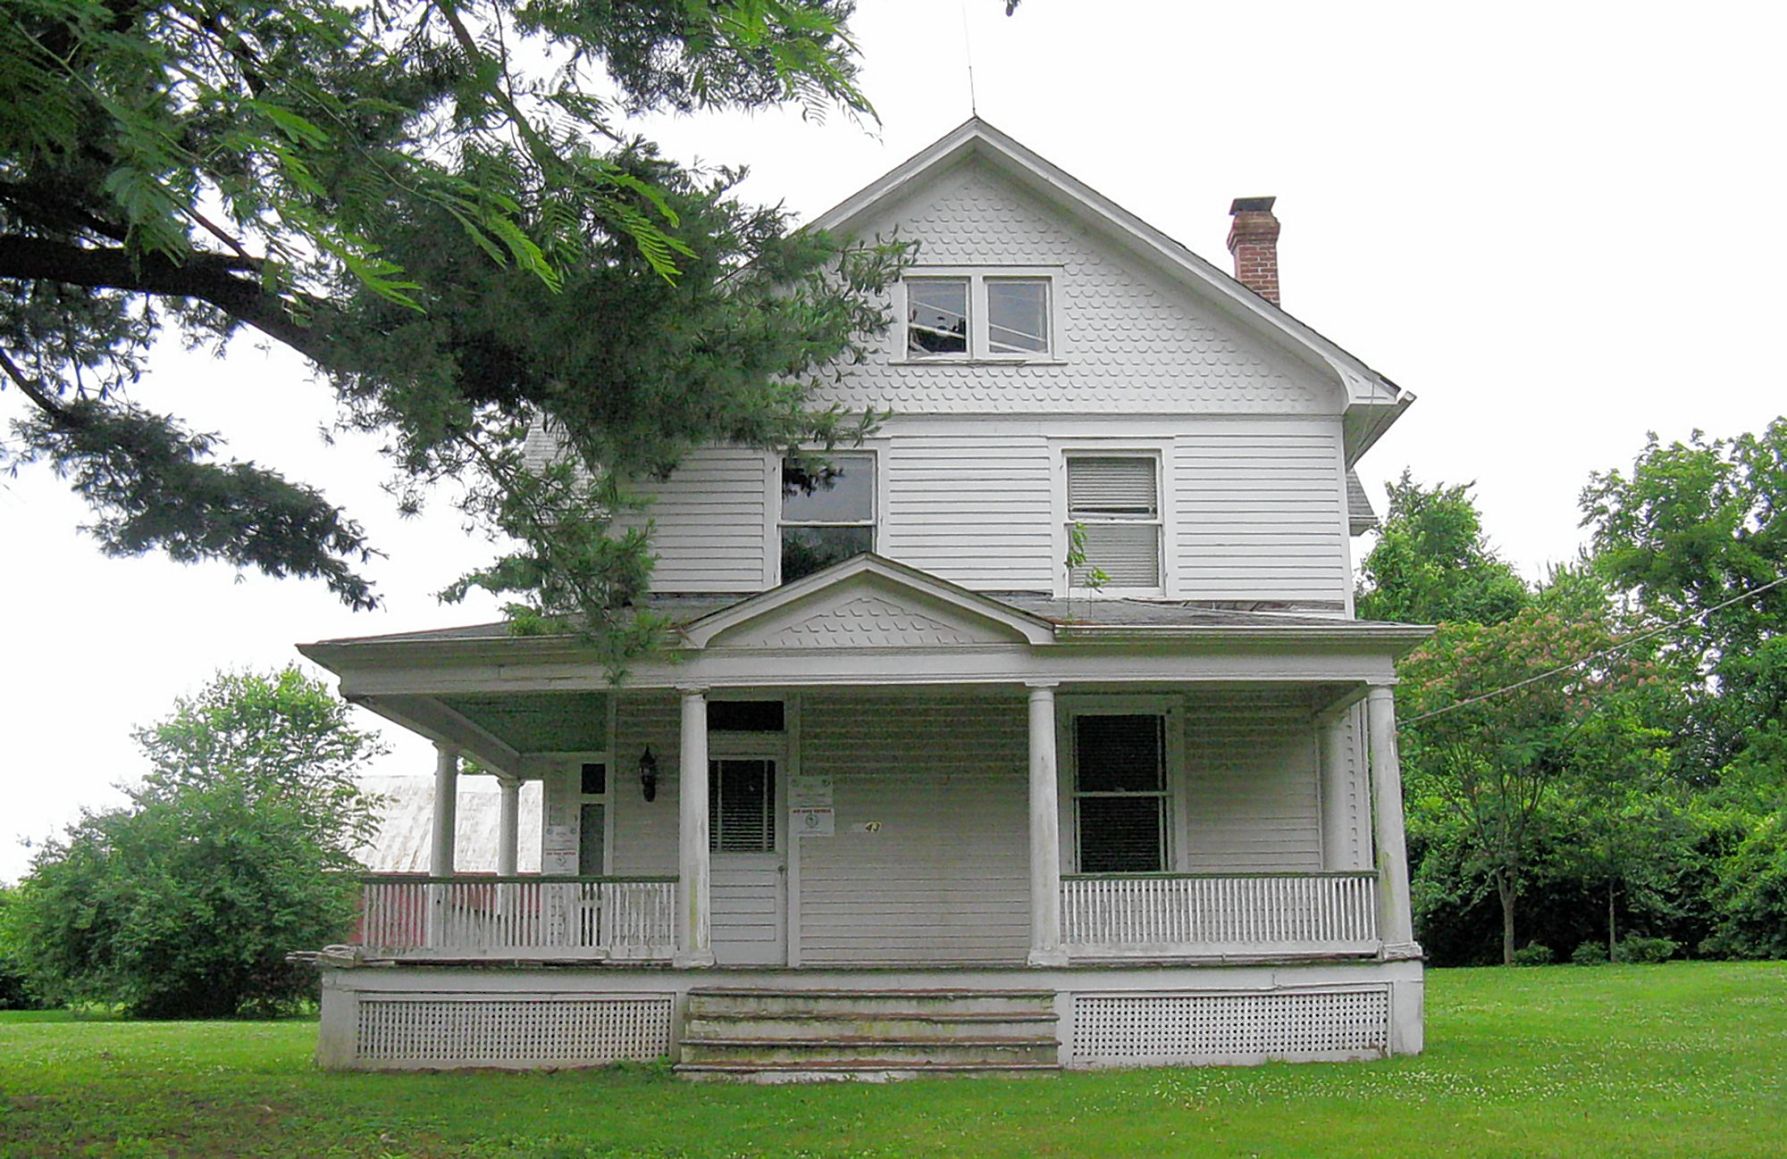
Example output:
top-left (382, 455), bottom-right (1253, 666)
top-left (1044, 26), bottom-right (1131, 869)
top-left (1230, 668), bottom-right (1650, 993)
top-left (1581, 420), bottom-right (1787, 775)
top-left (0, 885), bottom-right (43, 1010)
top-left (1399, 568), bottom-right (1664, 964)
top-left (131, 665), bottom-right (386, 853)
top-left (1356, 471), bottom-right (1531, 625)
top-left (1, 0), bottom-right (907, 661)
top-left (8, 667), bottom-right (381, 1016)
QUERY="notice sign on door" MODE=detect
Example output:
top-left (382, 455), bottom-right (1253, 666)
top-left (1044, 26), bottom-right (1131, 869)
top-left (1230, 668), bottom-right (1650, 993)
top-left (791, 807), bottom-right (835, 837)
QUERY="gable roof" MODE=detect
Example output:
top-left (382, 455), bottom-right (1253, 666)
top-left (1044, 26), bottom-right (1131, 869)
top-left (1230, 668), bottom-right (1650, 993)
top-left (677, 553), bottom-right (1057, 648)
top-left (810, 117), bottom-right (1413, 461)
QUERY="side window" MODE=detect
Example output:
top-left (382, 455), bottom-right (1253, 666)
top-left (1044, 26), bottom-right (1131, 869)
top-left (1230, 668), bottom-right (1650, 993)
top-left (577, 761), bottom-right (606, 876)
top-left (780, 452), bottom-right (875, 583)
top-left (1073, 714), bottom-right (1167, 873)
top-left (1066, 455), bottom-right (1162, 591)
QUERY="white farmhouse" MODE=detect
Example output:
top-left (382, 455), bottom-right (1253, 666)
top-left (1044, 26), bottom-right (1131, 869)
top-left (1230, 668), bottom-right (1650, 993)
top-left (299, 119), bottom-right (1429, 1079)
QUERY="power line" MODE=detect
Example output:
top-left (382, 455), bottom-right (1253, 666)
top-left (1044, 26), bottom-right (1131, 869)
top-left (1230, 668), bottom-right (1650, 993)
top-left (1403, 573), bottom-right (1787, 725)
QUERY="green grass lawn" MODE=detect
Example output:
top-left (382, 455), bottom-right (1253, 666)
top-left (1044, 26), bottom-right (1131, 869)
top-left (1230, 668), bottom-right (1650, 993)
top-left (1, 962), bottom-right (1782, 1158)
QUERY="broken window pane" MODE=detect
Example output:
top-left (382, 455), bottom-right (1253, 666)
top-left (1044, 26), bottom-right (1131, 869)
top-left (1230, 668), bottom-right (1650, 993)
top-left (906, 278), bottom-right (969, 356)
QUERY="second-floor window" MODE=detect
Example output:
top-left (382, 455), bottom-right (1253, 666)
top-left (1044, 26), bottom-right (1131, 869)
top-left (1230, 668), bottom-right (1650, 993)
top-left (1066, 454), bottom-right (1162, 591)
top-left (905, 274), bottom-right (1052, 360)
top-left (781, 452), bottom-right (875, 582)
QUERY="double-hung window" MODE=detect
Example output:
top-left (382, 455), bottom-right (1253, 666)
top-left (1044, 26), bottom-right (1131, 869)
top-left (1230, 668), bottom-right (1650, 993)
top-left (1072, 714), bottom-right (1169, 873)
top-left (780, 452), bottom-right (875, 583)
top-left (904, 273), bottom-right (1052, 360)
top-left (1066, 454), bottom-right (1162, 591)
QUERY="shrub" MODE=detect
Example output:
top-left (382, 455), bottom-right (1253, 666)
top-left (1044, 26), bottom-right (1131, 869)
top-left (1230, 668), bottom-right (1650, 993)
top-left (1512, 943), bottom-right (1555, 966)
top-left (1615, 935), bottom-right (1679, 964)
top-left (1703, 811), bottom-right (1787, 960)
top-left (1571, 941), bottom-right (1608, 965)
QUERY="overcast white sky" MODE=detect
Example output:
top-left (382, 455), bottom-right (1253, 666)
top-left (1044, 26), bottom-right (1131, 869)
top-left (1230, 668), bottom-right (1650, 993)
top-left (3, 1), bottom-right (1783, 882)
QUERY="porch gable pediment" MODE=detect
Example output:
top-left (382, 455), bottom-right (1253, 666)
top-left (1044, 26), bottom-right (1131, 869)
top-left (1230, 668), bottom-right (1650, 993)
top-left (681, 555), bottom-right (1054, 650)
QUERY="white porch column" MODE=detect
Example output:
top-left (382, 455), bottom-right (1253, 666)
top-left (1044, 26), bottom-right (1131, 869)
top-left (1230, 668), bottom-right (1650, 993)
top-left (1367, 685), bottom-right (1420, 958)
top-left (427, 744), bottom-right (459, 947)
top-left (430, 744), bottom-right (459, 876)
top-left (676, 687), bottom-right (715, 967)
top-left (1318, 710), bottom-right (1354, 871)
top-left (496, 776), bottom-right (521, 877)
top-left (1027, 681), bottom-right (1067, 967)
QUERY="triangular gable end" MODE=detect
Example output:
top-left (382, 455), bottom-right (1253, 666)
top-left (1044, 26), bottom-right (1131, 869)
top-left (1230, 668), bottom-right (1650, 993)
top-left (681, 555), bottom-right (1054, 650)
top-left (810, 118), bottom-right (1412, 448)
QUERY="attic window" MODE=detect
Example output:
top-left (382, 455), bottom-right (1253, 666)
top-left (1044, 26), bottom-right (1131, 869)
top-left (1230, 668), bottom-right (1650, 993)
top-left (987, 278), bottom-right (1049, 354)
top-left (906, 278), bottom-right (968, 356)
top-left (903, 273), bottom-right (1053, 360)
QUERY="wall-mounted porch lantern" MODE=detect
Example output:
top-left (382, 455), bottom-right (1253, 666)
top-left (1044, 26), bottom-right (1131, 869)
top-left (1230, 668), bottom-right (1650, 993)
top-left (638, 747), bottom-right (659, 802)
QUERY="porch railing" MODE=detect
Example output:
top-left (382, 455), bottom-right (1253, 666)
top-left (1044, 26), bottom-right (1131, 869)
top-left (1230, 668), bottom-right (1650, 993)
top-left (357, 875), bottom-right (678, 961)
top-left (1061, 872), bottom-right (1379, 958)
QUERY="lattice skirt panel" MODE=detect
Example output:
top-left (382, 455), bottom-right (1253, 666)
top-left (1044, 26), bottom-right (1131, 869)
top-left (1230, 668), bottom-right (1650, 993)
top-left (355, 994), bottom-right (673, 1067)
top-left (1070, 987), bottom-right (1391, 1066)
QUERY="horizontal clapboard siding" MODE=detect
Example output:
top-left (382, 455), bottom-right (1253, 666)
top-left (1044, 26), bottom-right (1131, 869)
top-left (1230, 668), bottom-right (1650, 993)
top-left (881, 436), bottom-right (1055, 590)
top-left (798, 692), bottom-right (1030, 965)
top-left (1182, 693), bottom-right (1321, 871)
top-left (620, 448), bottom-right (768, 593)
top-left (608, 694), bottom-right (682, 877)
top-left (1173, 425), bottom-right (1349, 601)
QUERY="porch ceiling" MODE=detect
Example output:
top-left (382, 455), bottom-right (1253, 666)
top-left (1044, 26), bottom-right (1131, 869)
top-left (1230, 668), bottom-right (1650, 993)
top-left (435, 691), bottom-right (610, 753)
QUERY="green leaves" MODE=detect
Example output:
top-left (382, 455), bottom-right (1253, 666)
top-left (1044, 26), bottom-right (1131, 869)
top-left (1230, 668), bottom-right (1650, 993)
top-left (2, 0), bottom-right (897, 656)
top-left (1355, 471), bottom-right (1530, 626)
top-left (8, 667), bottom-right (380, 1016)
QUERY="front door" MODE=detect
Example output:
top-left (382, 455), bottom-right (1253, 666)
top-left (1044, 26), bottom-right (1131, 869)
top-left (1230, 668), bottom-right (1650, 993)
top-left (709, 754), bottom-right (788, 964)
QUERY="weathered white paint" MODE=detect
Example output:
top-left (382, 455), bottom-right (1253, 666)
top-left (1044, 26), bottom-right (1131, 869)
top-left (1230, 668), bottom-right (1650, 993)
top-left (1181, 692), bottom-right (1322, 872)
top-left (313, 957), bottom-right (1426, 1071)
top-left (496, 777), bottom-right (520, 877)
top-left (360, 876), bottom-right (677, 961)
top-left (1172, 422), bottom-right (1350, 603)
top-left (1027, 682), bottom-right (1066, 967)
top-left (1059, 872), bottom-right (1378, 958)
top-left (797, 690), bottom-right (1031, 965)
top-left (613, 447), bottom-right (772, 593)
top-left (711, 858), bottom-right (786, 966)
top-left (677, 689), bottom-right (715, 966)
top-left (820, 162), bottom-right (1341, 417)
top-left (430, 745), bottom-right (458, 876)
top-left (1367, 686), bottom-right (1418, 953)
top-left (1318, 713), bottom-right (1352, 872)
top-left (881, 433), bottom-right (1055, 590)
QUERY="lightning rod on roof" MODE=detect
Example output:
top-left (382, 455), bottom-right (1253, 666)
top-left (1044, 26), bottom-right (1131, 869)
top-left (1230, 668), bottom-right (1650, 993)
top-left (961, 0), bottom-right (979, 116)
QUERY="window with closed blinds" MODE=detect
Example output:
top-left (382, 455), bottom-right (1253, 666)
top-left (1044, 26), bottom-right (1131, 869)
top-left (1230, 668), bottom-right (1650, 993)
top-left (708, 758), bottom-right (776, 853)
top-left (1067, 456), bottom-right (1161, 589)
top-left (1073, 714), bottom-right (1168, 873)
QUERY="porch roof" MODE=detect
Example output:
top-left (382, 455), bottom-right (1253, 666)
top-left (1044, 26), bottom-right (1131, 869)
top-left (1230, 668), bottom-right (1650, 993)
top-left (303, 557), bottom-right (1430, 652)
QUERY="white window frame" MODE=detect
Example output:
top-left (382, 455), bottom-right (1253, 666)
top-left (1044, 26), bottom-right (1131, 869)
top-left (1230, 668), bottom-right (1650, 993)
top-left (1053, 444), bottom-right (1172, 598)
top-left (897, 267), bottom-right (1062, 363)
top-left (1056, 696), bottom-right (1186, 875)
top-left (773, 448), bottom-right (880, 586)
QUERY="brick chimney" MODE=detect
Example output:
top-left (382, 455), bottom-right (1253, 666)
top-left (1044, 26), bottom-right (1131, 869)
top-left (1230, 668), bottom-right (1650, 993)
top-left (1227, 196), bottom-right (1281, 305)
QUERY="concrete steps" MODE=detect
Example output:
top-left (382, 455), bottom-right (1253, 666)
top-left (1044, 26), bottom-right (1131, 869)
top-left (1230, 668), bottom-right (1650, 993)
top-left (675, 988), bottom-right (1061, 1082)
